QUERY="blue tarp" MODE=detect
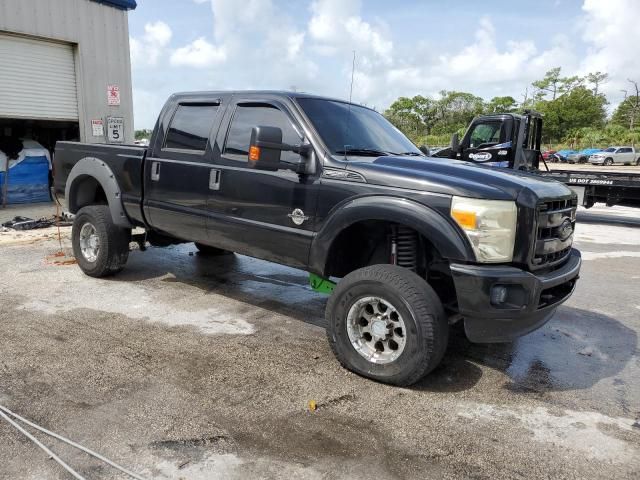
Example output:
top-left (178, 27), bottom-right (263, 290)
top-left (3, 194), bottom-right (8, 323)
top-left (0, 156), bottom-right (50, 204)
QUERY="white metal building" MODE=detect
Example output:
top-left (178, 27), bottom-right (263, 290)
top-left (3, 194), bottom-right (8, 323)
top-left (0, 0), bottom-right (136, 150)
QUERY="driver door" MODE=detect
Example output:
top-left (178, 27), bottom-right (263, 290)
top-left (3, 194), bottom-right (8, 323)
top-left (206, 97), bottom-right (320, 269)
top-left (461, 120), bottom-right (509, 165)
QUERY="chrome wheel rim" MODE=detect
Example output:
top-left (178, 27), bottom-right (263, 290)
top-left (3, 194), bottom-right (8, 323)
top-left (79, 223), bottom-right (100, 263)
top-left (346, 296), bottom-right (407, 364)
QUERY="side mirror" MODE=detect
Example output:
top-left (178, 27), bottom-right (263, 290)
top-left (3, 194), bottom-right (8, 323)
top-left (419, 145), bottom-right (430, 156)
top-left (249, 125), bottom-right (313, 173)
top-left (450, 133), bottom-right (460, 154)
top-left (249, 126), bottom-right (284, 171)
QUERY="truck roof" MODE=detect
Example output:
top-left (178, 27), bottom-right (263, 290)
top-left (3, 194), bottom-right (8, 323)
top-left (169, 90), bottom-right (375, 111)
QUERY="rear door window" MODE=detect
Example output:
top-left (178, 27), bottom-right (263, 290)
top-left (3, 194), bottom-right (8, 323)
top-left (164, 104), bottom-right (219, 152)
top-left (223, 103), bottom-right (302, 163)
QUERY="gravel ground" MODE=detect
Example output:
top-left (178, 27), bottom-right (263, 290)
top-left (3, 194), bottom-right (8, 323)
top-left (0, 203), bottom-right (638, 479)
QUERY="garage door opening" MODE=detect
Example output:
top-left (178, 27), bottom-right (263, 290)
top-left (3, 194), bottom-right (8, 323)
top-left (0, 119), bottom-right (79, 205)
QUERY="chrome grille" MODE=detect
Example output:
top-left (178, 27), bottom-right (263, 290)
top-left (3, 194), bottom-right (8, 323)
top-left (532, 198), bottom-right (577, 268)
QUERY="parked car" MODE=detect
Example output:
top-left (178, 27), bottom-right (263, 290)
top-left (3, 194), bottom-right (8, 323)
top-left (552, 149), bottom-right (578, 163)
top-left (567, 148), bottom-right (602, 164)
top-left (589, 146), bottom-right (638, 166)
top-left (53, 90), bottom-right (581, 386)
top-left (541, 150), bottom-right (556, 161)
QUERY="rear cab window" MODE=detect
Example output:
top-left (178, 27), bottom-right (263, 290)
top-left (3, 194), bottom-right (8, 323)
top-left (222, 103), bottom-right (302, 163)
top-left (164, 103), bottom-right (220, 152)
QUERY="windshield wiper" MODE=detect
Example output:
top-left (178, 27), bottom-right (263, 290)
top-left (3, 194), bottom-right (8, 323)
top-left (335, 148), bottom-right (393, 157)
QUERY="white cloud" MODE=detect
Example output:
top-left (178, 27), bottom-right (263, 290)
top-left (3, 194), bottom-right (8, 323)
top-left (132, 0), bottom-right (640, 128)
top-left (170, 38), bottom-right (227, 67)
top-left (308, 0), bottom-right (392, 64)
top-left (579, 0), bottom-right (640, 104)
top-left (130, 21), bottom-right (172, 67)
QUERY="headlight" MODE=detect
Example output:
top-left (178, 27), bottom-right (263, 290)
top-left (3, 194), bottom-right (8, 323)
top-left (450, 196), bottom-right (517, 263)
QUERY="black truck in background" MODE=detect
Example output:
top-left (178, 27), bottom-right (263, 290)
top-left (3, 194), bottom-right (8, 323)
top-left (434, 111), bottom-right (640, 209)
top-left (54, 91), bottom-right (581, 386)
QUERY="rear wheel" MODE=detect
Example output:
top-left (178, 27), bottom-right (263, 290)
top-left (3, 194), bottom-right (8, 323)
top-left (636, 158), bottom-right (640, 166)
top-left (325, 264), bottom-right (448, 386)
top-left (194, 242), bottom-right (232, 256)
top-left (72, 205), bottom-right (130, 277)
top-left (604, 158), bottom-right (614, 166)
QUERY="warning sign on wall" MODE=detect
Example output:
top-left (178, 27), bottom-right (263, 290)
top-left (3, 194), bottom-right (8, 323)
top-left (107, 117), bottom-right (124, 143)
top-left (107, 85), bottom-right (120, 106)
top-left (91, 119), bottom-right (104, 137)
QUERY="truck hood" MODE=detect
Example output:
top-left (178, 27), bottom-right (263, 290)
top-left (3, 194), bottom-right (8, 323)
top-left (345, 156), bottom-right (574, 205)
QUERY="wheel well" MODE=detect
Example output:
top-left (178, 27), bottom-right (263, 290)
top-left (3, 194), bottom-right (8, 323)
top-left (69, 175), bottom-right (108, 213)
top-left (324, 220), bottom-right (456, 308)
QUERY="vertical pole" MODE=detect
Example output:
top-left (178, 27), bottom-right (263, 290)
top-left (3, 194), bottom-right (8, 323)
top-left (2, 155), bottom-right (9, 208)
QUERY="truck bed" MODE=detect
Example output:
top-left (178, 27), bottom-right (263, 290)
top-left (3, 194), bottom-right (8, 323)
top-left (540, 169), bottom-right (640, 208)
top-left (53, 141), bottom-right (146, 224)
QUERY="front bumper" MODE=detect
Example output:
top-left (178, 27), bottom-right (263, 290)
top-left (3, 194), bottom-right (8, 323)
top-left (589, 158), bottom-right (605, 165)
top-left (449, 249), bottom-right (581, 343)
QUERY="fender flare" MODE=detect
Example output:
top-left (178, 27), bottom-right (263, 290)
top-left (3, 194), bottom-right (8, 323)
top-left (308, 195), bottom-right (474, 275)
top-left (65, 157), bottom-right (133, 228)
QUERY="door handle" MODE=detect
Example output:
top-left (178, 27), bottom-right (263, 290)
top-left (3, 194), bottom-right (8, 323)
top-left (209, 168), bottom-right (221, 190)
top-left (151, 161), bottom-right (160, 181)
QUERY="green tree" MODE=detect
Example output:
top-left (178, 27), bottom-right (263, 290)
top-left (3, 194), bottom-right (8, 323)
top-left (431, 90), bottom-right (484, 135)
top-left (586, 71), bottom-right (608, 95)
top-left (135, 129), bottom-right (152, 140)
top-left (536, 86), bottom-right (606, 143)
top-left (484, 96), bottom-right (518, 113)
top-left (532, 67), bottom-right (563, 100)
top-left (612, 80), bottom-right (640, 130)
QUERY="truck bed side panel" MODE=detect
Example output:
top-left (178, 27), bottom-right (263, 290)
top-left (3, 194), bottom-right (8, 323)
top-left (54, 142), bottom-right (146, 225)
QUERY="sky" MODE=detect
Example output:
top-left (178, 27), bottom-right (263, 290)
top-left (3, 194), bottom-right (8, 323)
top-left (128, 0), bottom-right (640, 129)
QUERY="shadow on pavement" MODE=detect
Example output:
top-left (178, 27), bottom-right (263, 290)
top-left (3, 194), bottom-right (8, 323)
top-left (112, 246), bottom-right (636, 395)
top-left (445, 306), bottom-right (637, 393)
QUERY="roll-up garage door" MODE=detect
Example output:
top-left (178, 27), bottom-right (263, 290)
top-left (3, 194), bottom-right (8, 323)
top-left (0, 33), bottom-right (78, 121)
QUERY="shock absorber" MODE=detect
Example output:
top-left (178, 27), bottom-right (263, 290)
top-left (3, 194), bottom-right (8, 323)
top-left (391, 226), bottom-right (418, 272)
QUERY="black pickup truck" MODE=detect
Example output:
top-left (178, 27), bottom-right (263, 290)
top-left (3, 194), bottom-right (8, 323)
top-left (54, 91), bottom-right (581, 386)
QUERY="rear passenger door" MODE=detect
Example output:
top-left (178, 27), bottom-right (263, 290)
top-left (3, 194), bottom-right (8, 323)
top-left (144, 99), bottom-right (225, 241)
top-left (619, 147), bottom-right (634, 164)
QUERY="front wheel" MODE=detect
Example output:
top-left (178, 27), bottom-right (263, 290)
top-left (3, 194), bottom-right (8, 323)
top-left (604, 158), bottom-right (614, 166)
top-left (72, 205), bottom-right (130, 277)
top-left (325, 265), bottom-right (448, 386)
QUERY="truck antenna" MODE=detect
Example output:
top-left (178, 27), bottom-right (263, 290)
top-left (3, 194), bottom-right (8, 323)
top-left (349, 50), bottom-right (356, 103)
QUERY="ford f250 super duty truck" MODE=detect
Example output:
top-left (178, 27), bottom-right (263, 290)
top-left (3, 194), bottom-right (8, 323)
top-left (54, 91), bottom-right (581, 386)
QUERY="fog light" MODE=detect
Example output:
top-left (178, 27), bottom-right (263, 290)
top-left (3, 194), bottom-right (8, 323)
top-left (490, 285), bottom-right (508, 305)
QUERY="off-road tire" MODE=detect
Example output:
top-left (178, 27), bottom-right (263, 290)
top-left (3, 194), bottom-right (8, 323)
top-left (72, 205), bottom-right (130, 277)
top-left (194, 242), bottom-right (232, 256)
top-left (325, 264), bottom-right (448, 386)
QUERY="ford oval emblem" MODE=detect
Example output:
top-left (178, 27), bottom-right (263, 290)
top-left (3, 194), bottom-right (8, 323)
top-left (469, 152), bottom-right (492, 161)
top-left (558, 218), bottom-right (573, 241)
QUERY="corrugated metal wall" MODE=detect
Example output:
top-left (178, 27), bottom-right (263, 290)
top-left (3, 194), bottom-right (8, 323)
top-left (0, 0), bottom-right (134, 143)
top-left (0, 33), bottom-right (79, 120)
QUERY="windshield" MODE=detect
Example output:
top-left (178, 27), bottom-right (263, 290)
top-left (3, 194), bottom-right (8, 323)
top-left (603, 147), bottom-right (616, 152)
top-left (297, 97), bottom-right (421, 157)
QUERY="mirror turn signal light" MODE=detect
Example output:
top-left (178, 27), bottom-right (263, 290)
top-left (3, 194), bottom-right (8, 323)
top-left (249, 145), bottom-right (261, 161)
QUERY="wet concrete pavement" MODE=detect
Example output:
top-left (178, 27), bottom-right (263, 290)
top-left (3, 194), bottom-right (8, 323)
top-left (0, 204), bottom-right (638, 479)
